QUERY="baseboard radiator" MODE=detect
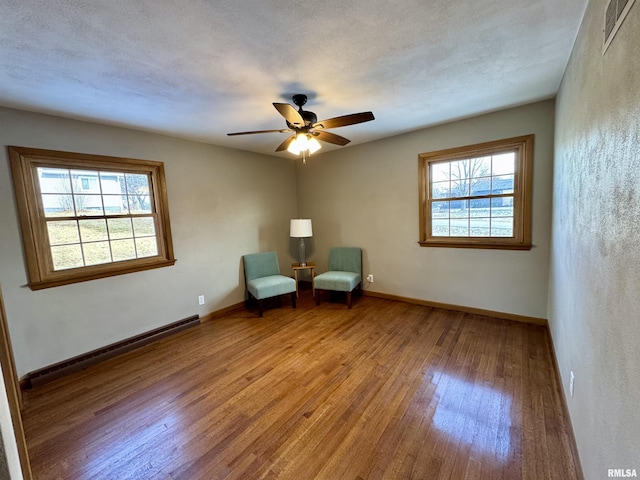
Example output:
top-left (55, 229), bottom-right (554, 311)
top-left (22, 314), bottom-right (200, 389)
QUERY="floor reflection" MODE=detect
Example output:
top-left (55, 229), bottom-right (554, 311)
top-left (431, 371), bottom-right (513, 463)
top-left (80, 408), bottom-right (184, 476)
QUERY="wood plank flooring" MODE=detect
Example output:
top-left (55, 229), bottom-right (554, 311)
top-left (21, 295), bottom-right (580, 479)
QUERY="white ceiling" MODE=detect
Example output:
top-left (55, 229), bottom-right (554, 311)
top-left (0, 0), bottom-right (588, 157)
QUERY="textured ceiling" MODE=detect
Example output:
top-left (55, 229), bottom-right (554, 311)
top-left (0, 0), bottom-right (588, 156)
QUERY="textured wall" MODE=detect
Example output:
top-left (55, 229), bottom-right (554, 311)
top-left (0, 362), bottom-right (20, 480)
top-left (0, 107), bottom-right (297, 377)
top-left (297, 101), bottom-right (555, 319)
top-left (550, 0), bottom-right (640, 477)
top-left (0, 434), bottom-right (8, 480)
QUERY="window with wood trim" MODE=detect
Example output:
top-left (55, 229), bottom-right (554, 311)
top-left (419, 135), bottom-right (533, 250)
top-left (8, 147), bottom-right (176, 290)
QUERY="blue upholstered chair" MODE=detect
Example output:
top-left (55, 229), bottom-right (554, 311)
top-left (314, 247), bottom-right (362, 309)
top-left (243, 251), bottom-right (296, 317)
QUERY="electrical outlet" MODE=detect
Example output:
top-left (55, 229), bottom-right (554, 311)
top-left (367, 274), bottom-right (374, 283)
top-left (198, 295), bottom-right (205, 306)
top-left (569, 371), bottom-right (575, 397)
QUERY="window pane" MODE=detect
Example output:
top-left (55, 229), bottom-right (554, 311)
top-left (125, 173), bottom-right (150, 195)
top-left (83, 241), bottom-right (112, 265)
top-left (42, 194), bottom-right (75, 217)
top-left (451, 180), bottom-right (469, 197)
top-left (108, 218), bottom-right (133, 239)
top-left (470, 218), bottom-right (491, 237)
top-left (451, 200), bottom-right (469, 218)
top-left (491, 197), bottom-right (513, 217)
top-left (79, 219), bottom-right (108, 242)
top-left (111, 239), bottom-right (136, 262)
top-left (431, 162), bottom-right (450, 182)
top-left (470, 198), bottom-right (490, 209)
top-left (70, 170), bottom-right (101, 194)
top-left (492, 175), bottom-right (514, 194)
top-left (37, 167), bottom-right (71, 194)
top-left (450, 160), bottom-right (469, 181)
top-left (103, 195), bottom-right (129, 214)
top-left (491, 218), bottom-right (514, 237)
top-left (432, 218), bottom-right (450, 236)
top-left (51, 244), bottom-right (84, 270)
top-left (492, 153), bottom-right (515, 175)
top-left (450, 221), bottom-right (469, 237)
top-left (129, 195), bottom-right (152, 214)
top-left (75, 194), bottom-right (104, 216)
top-left (135, 237), bottom-right (158, 257)
top-left (469, 157), bottom-right (491, 179)
top-left (470, 178), bottom-right (491, 197)
top-left (432, 201), bottom-right (449, 218)
top-left (133, 217), bottom-right (156, 237)
top-left (47, 220), bottom-right (80, 246)
top-left (432, 181), bottom-right (451, 199)
top-left (100, 172), bottom-right (125, 195)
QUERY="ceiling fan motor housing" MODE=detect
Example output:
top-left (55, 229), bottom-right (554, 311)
top-left (291, 94), bottom-right (308, 107)
top-left (286, 112), bottom-right (317, 130)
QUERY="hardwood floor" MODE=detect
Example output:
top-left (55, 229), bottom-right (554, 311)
top-left (21, 295), bottom-right (580, 479)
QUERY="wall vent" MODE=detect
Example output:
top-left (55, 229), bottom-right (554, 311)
top-left (604, 0), bottom-right (636, 53)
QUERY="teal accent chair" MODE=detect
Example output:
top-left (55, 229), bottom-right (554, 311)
top-left (243, 251), bottom-right (296, 317)
top-left (314, 247), bottom-right (362, 309)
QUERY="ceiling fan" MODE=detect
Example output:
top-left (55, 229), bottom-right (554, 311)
top-left (227, 94), bottom-right (375, 160)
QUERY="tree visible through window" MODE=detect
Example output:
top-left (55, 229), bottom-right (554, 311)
top-left (9, 147), bottom-right (176, 289)
top-left (419, 135), bottom-right (533, 250)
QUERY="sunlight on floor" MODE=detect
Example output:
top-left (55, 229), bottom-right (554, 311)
top-left (431, 372), bottom-right (513, 463)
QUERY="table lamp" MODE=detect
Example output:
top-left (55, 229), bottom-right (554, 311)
top-left (290, 219), bottom-right (313, 266)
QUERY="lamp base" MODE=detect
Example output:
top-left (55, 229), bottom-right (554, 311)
top-left (298, 238), bottom-right (307, 267)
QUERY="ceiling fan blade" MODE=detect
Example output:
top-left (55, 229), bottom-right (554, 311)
top-left (313, 111), bottom-right (375, 129)
top-left (275, 135), bottom-right (296, 152)
top-left (227, 129), bottom-right (291, 136)
top-left (273, 103), bottom-right (305, 127)
top-left (313, 130), bottom-right (351, 146)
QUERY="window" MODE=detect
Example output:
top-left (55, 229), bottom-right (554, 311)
top-left (9, 147), bottom-right (176, 290)
top-left (418, 135), bottom-right (533, 250)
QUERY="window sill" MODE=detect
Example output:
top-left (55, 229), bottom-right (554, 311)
top-left (28, 258), bottom-right (177, 290)
top-left (418, 241), bottom-right (532, 251)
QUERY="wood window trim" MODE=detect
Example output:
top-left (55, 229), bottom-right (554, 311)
top-left (8, 147), bottom-right (176, 290)
top-left (418, 135), bottom-right (534, 250)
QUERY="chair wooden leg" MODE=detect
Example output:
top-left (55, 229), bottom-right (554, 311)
top-left (258, 299), bottom-right (264, 317)
top-left (291, 292), bottom-right (297, 309)
top-left (347, 291), bottom-right (352, 309)
top-left (316, 290), bottom-right (321, 306)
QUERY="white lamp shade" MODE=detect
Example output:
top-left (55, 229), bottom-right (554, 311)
top-left (290, 219), bottom-right (313, 237)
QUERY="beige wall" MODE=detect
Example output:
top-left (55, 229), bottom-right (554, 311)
top-left (550, 0), bottom-right (640, 477)
top-left (0, 107), bottom-right (298, 377)
top-left (297, 101), bottom-right (555, 319)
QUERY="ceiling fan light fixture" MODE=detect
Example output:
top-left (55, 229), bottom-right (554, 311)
top-left (308, 137), bottom-right (321, 154)
top-left (287, 133), bottom-right (321, 156)
top-left (287, 139), bottom-right (302, 155)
